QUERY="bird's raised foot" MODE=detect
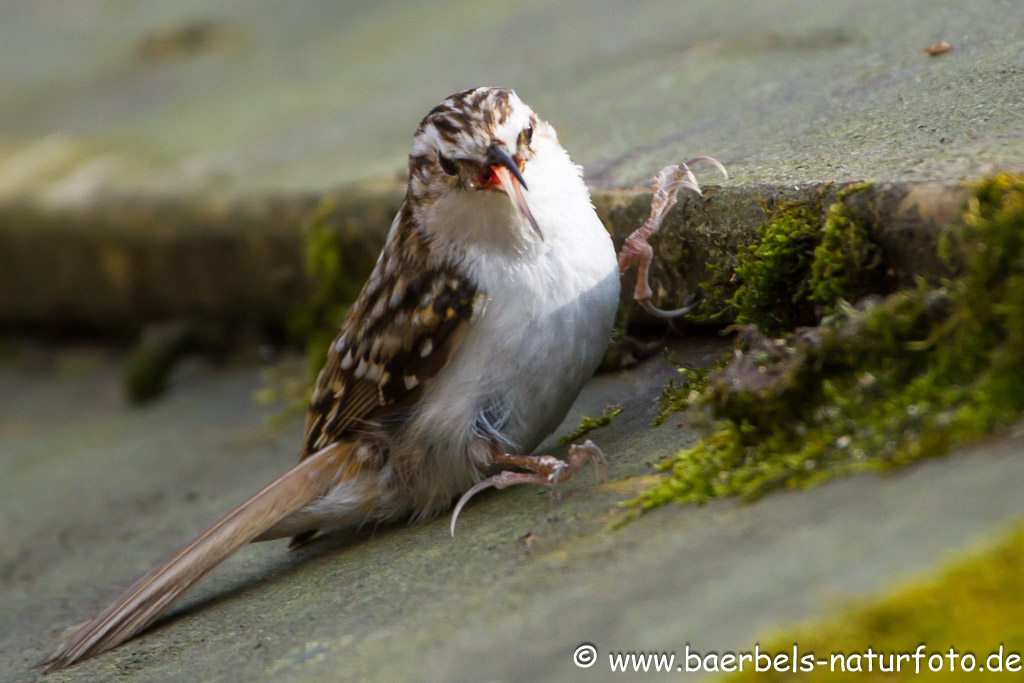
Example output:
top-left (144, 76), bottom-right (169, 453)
top-left (618, 156), bottom-right (728, 319)
top-left (450, 440), bottom-right (607, 536)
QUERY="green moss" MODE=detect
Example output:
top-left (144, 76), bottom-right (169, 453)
top-left (692, 183), bottom-right (883, 336)
top-left (123, 322), bottom-right (227, 404)
top-left (808, 182), bottom-right (883, 312)
top-left (123, 333), bottom-right (188, 404)
top-left (653, 354), bottom-right (713, 427)
top-left (701, 201), bottom-right (822, 334)
top-left (257, 197), bottom-right (371, 416)
top-left (558, 405), bottom-right (623, 445)
top-left (629, 173), bottom-right (1024, 512)
top-left (729, 525), bottom-right (1024, 681)
top-left (256, 196), bottom-right (369, 414)
top-left (289, 196), bottom-right (364, 383)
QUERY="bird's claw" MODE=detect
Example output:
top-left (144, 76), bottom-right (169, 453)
top-left (569, 439), bottom-right (608, 484)
top-left (618, 156), bottom-right (728, 319)
top-left (638, 297), bottom-right (695, 319)
top-left (449, 440), bottom-right (607, 537)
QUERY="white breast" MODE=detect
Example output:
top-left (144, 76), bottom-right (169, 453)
top-left (399, 135), bottom-right (620, 513)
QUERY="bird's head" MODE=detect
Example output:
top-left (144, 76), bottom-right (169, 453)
top-left (407, 87), bottom-right (547, 241)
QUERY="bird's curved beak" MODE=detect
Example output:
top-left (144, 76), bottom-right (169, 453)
top-left (485, 145), bottom-right (543, 241)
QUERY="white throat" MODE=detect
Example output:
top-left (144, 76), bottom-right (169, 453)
top-left (419, 135), bottom-right (595, 264)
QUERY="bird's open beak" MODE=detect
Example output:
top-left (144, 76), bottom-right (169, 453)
top-left (485, 146), bottom-right (543, 241)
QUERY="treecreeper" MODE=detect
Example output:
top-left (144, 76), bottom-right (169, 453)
top-left (41, 87), bottom-right (725, 671)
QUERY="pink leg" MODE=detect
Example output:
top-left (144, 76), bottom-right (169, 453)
top-left (618, 156), bottom-right (728, 318)
top-left (450, 440), bottom-right (607, 536)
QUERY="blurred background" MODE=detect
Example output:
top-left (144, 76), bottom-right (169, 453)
top-left (2, 2), bottom-right (1023, 681)
top-left (2, 0), bottom-right (1020, 202)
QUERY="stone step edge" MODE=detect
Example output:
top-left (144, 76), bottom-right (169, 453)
top-left (0, 181), bottom-right (968, 337)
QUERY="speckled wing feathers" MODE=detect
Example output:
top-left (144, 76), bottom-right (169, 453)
top-left (300, 210), bottom-right (485, 458)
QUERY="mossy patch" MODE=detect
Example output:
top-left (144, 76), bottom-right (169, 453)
top-left (652, 348), bottom-right (720, 427)
top-left (558, 405), bottom-right (623, 445)
top-left (692, 183), bottom-right (885, 336)
top-left (123, 321), bottom-right (228, 404)
top-left (807, 183), bottom-right (884, 311)
top-left (728, 524), bottom-right (1024, 681)
top-left (630, 173), bottom-right (1024, 512)
top-left (289, 197), bottom-right (365, 382)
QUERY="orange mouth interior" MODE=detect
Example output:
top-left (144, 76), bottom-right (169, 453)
top-left (479, 157), bottom-right (525, 189)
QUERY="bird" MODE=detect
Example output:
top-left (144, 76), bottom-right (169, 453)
top-left (40, 86), bottom-right (728, 672)
top-left (39, 87), bottom-right (623, 671)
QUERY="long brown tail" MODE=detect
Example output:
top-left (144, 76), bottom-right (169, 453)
top-left (39, 443), bottom-right (350, 672)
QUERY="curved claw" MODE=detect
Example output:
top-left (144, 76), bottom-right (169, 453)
top-left (619, 155), bottom-right (728, 319)
top-left (547, 463), bottom-right (564, 505)
top-left (639, 299), bottom-right (693, 319)
top-left (450, 441), bottom-right (610, 536)
top-left (684, 155), bottom-right (729, 181)
top-left (664, 178), bottom-right (702, 197)
top-left (450, 471), bottom-right (541, 537)
top-left (450, 477), bottom-right (498, 537)
top-left (660, 165), bottom-right (702, 198)
top-left (573, 440), bottom-right (609, 482)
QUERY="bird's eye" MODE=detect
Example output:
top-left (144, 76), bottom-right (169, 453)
top-left (523, 124), bottom-right (534, 146)
top-left (438, 153), bottom-right (458, 176)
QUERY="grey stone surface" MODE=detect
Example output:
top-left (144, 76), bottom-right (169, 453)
top-left (0, 0), bottom-right (1020, 199)
top-left (2, 2), bottom-right (1023, 682)
top-left (2, 342), bottom-right (1024, 681)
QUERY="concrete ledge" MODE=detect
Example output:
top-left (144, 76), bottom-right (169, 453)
top-left (0, 180), bottom-right (968, 336)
